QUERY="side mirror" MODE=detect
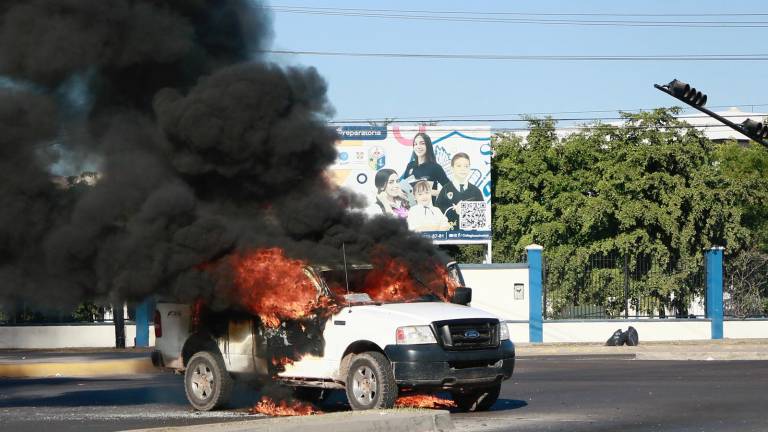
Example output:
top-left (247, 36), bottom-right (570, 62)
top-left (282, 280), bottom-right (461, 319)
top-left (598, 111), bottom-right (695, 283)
top-left (452, 287), bottom-right (472, 306)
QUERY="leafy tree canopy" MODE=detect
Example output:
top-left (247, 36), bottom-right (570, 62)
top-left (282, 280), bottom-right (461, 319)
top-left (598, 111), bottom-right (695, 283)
top-left (491, 109), bottom-right (768, 313)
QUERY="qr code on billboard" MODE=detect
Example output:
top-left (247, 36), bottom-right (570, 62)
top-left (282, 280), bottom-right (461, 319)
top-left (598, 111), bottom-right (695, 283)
top-left (459, 201), bottom-right (489, 231)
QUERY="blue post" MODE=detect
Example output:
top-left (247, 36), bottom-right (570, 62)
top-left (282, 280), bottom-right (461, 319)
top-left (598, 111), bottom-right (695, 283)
top-left (135, 298), bottom-right (153, 347)
top-left (527, 244), bottom-right (544, 343)
top-left (705, 246), bottom-right (724, 340)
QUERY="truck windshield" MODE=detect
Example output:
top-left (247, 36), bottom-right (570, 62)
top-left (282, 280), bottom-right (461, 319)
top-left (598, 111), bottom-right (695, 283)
top-left (319, 267), bottom-right (445, 304)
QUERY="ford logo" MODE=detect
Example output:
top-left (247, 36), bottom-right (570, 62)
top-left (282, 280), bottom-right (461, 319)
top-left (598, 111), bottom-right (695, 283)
top-left (464, 330), bottom-right (480, 339)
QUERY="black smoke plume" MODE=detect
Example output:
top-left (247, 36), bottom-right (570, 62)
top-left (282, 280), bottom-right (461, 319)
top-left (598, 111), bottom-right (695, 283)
top-left (0, 0), bottom-right (446, 313)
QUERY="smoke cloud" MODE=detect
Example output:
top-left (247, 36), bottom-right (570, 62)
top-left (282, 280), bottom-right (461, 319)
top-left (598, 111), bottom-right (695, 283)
top-left (0, 0), bottom-right (445, 312)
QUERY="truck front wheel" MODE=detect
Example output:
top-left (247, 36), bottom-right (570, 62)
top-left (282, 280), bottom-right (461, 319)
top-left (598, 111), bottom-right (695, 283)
top-left (451, 382), bottom-right (501, 412)
top-left (184, 351), bottom-right (233, 411)
top-left (345, 352), bottom-right (397, 410)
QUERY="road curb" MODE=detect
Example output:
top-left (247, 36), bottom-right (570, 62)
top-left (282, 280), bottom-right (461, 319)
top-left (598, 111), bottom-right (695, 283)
top-left (0, 358), bottom-right (155, 378)
top-left (121, 409), bottom-right (454, 432)
top-left (636, 352), bottom-right (768, 361)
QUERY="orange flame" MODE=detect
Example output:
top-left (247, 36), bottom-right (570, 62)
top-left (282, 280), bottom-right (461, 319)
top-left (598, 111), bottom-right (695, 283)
top-left (359, 254), bottom-right (454, 303)
top-left (250, 396), bottom-right (322, 416)
top-left (436, 263), bottom-right (459, 301)
top-left (229, 248), bottom-right (333, 327)
top-left (271, 357), bottom-right (295, 367)
top-left (395, 394), bottom-right (456, 409)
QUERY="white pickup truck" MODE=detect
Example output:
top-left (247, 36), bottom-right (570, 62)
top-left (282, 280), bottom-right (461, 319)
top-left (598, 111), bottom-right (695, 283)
top-left (152, 262), bottom-right (515, 412)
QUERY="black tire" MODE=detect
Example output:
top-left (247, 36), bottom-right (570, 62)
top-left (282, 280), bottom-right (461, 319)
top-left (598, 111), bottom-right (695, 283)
top-left (184, 351), bottom-right (233, 411)
top-left (345, 352), bottom-right (397, 410)
top-left (451, 382), bottom-right (501, 412)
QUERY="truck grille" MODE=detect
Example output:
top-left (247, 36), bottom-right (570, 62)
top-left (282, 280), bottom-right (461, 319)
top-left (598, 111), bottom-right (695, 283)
top-left (432, 318), bottom-right (499, 351)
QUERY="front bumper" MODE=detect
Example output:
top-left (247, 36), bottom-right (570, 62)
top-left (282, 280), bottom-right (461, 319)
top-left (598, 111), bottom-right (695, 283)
top-left (383, 340), bottom-right (515, 389)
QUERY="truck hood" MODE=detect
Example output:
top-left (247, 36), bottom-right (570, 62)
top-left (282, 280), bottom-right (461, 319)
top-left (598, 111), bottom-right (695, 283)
top-left (344, 301), bottom-right (499, 325)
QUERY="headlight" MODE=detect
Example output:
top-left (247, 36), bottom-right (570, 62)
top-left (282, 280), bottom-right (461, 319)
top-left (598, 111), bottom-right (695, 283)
top-left (499, 321), bottom-right (510, 340)
top-left (396, 326), bottom-right (437, 345)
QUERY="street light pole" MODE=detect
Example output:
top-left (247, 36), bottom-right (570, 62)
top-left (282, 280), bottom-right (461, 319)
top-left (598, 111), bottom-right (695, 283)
top-left (654, 79), bottom-right (768, 149)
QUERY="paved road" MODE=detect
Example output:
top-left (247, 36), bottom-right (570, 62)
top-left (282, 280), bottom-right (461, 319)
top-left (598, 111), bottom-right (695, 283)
top-left (456, 356), bottom-right (768, 432)
top-left (0, 356), bottom-right (767, 432)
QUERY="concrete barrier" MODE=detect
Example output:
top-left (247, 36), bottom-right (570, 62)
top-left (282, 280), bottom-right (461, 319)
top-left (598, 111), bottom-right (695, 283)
top-left (543, 319), bottom-right (711, 343)
top-left (724, 319), bottom-right (768, 339)
top-left (122, 409), bottom-right (454, 432)
top-left (0, 323), bottom-right (155, 349)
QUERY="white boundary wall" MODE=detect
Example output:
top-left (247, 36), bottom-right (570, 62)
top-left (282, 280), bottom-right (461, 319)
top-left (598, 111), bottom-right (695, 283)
top-left (724, 320), bottom-right (768, 339)
top-left (543, 320), bottom-right (711, 343)
top-left (461, 264), bottom-right (529, 321)
top-left (0, 324), bottom-right (155, 349)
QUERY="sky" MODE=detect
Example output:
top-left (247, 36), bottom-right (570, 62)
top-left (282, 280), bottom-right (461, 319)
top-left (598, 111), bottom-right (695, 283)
top-left (267, 0), bottom-right (768, 129)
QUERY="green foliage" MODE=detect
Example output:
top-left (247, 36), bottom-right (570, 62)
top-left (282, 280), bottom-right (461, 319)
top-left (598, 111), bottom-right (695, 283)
top-left (439, 245), bottom-right (487, 264)
top-left (725, 249), bottom-right (768, 317)
top-left (72, 302), bottom-right (105, 322)
top-left (493, 109), bottom-right (766, 315)
top-left (714, 142), bottom-right (768, 252)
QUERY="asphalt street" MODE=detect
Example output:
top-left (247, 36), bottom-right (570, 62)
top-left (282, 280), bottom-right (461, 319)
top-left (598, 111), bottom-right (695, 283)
top-left (0, 356), bottom-right (767, 432)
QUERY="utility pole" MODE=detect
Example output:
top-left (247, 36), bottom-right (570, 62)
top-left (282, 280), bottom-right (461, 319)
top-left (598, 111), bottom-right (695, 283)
top-left (113, 301), bottom-right (125, 349)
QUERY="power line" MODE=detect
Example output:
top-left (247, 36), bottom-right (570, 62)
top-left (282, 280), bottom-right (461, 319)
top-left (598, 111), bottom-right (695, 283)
top-left (330, 105), bottom-right (768, 122)
top-left (265, 49), bottom-right (768, 61)
top-left (331, 124), bottom-right (759, 133)
top-left (270, 5), bottom-right (768, 18)
top-left (269, 6), bottom-right (768, 28)
top-left (333, 115), bottom-right (768, 123)
top-left (329, 114), bottom-right (767, 124)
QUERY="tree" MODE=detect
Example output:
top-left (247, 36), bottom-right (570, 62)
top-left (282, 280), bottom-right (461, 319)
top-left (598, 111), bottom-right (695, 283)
top-left (492, 109), bottom-right (757, 316)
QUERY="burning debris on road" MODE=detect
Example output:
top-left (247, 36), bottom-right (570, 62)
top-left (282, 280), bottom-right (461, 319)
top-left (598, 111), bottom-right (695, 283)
top-left (250, 396), bottom-right (322, 417)
top-left (395, 394), bottom-right (457, 410)
top-left (249, 392), bottom-right (457, 417)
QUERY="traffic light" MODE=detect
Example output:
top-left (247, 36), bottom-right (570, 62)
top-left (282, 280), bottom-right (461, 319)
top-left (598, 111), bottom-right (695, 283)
top-left (666, 79), bottom-right (708, 107)
top-left (742, 119), bottom-right (768, 140)
top-left (654, 78), bottom-right (768, 149)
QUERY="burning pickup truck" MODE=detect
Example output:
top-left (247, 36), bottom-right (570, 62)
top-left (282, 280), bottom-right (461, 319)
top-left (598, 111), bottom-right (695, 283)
top-left (152, 252), bottom-right (515, 412)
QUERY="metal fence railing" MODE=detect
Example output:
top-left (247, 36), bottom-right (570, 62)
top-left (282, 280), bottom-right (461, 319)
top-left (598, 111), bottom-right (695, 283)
top-left (544, 252), bottom-right (705, 320)
top-left (0, 302), bottom-right (127, 325)
top-left (724, 250), bottom-right (768, 319)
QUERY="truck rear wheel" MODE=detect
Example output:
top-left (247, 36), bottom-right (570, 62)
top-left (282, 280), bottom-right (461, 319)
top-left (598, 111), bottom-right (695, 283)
top-left (451, 382), bottom-right (501, 412)
top-left (184, 351), bottom-right (233, 411)
top-left (345, 352), bottom-right (397, 410)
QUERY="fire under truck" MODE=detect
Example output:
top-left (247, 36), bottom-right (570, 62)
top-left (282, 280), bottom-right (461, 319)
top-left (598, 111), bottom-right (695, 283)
top-left (151, 262), bottom-right (515, 412)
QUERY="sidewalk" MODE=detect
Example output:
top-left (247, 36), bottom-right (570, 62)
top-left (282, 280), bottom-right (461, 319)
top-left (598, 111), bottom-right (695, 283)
top-left (0, 348), bottom-right (155, 378)
top-left (1, 339), bottom-right (767, 379)
top-left (516, 338), bottom-right (768, 360)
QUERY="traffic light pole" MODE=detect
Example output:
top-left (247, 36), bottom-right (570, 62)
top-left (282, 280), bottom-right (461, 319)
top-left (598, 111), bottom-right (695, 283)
top-left (654, 82), bottom-right (768, 149)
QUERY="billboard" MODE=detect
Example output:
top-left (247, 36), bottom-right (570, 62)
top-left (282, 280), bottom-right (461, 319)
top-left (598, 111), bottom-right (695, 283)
top-left (330, 125), bottom-right (492, 244)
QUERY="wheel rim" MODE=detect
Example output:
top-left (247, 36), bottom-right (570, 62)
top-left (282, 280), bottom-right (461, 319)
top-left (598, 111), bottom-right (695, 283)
top-left (190, 362), bottom-right (215, 401)
top-left (351, 365), bottom-right (378, 405)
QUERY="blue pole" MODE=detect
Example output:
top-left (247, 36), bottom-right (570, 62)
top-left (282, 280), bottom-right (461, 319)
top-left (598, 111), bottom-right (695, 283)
top-left (705, 247), bottom-right (724, 340)
top-left (135, 298), bottom-right (153, 347)
top-left (527, 244), bottom-right (544, 343)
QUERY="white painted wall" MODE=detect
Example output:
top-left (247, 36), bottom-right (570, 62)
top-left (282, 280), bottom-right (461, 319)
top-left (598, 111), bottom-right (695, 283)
top-left (461, 264), bottom-right (530, 321)
top-left (724, 320), bottom-right (768, 339)
top-left (543, 320), bottom-right (711, 343)
top-left (506, 322), bottom-right (530, 343)
top-left (0, 324), bottom-right (155, 349)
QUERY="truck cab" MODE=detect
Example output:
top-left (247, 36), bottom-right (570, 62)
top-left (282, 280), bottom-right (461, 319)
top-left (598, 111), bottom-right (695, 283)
top-left (152, 262), bottom-right (514, 412)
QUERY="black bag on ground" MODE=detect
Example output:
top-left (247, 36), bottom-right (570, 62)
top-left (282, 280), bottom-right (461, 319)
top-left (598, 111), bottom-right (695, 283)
top-left (625, 326), bottom-right (639, 346)
top-left (605, 329), bottom-right (624, 346)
